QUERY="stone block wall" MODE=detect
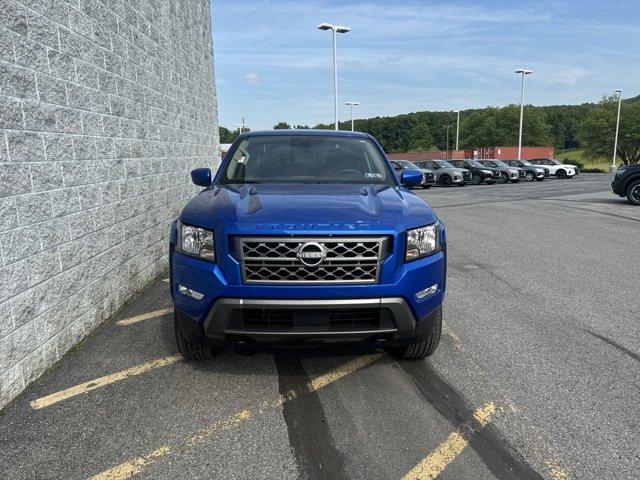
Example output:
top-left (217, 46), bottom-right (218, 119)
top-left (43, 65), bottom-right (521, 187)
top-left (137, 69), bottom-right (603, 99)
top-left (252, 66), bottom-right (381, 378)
top-left (0, 0), bottom-right (219, 409)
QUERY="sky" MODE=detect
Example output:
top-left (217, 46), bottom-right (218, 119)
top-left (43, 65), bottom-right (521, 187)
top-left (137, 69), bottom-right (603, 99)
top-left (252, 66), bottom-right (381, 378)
top-left (210, 0), bottom-right (640, 130)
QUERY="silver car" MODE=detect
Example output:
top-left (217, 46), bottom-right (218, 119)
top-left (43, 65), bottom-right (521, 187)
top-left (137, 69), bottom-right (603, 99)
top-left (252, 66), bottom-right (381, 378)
top-left (418, 160), bottom-right (471, 187)
top-left (478, 160), bottom-right (521, 183)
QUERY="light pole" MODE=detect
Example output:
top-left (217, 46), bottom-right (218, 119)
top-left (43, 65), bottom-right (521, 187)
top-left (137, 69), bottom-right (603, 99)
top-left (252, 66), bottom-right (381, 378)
top-left (611, 89), bottom-right (622, 172)
top-left (443, 125), bottom-right (453, 158)
top-left (234, 117), bottom-right (246, 134)
top-left (454, 110), bottom-right (460, 151)
top-left (515, 68), bottom-right (533, 160)
top-left (318, 22), bottom-right (351, 130)
top-left (345, 101), bottom-right (359, 131)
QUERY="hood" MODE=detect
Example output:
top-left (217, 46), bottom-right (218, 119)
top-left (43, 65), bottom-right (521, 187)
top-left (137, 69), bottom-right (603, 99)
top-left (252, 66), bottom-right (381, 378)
top-left (442, 167), bottom-right (468, 175)
top-left (180, 183), bottom-right (438, 233)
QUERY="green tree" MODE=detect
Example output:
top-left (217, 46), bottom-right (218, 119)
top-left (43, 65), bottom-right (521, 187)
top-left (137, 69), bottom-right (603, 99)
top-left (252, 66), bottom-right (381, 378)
top-left (407, 123), bottom-right (434, 150)
top-left (273, 122), bottom-right (291, 129)
top-left (459, 105), bottom-right (552, 148)
top-left (219, 126), bottom-right (249, 143)
top-left (578, 96), bottom-right (640, 165)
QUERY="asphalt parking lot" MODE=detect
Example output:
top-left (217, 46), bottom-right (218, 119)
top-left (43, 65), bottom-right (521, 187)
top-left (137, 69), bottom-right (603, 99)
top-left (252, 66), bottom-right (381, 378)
top-left (1, 173), bottom-right (638, 480)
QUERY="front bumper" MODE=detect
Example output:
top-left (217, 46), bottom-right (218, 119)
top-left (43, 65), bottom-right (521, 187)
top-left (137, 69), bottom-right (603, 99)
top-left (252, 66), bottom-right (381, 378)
top-left (171, 246), bottom-right (446, 347)
top-left (612, 179), bottom-right (625, 196)
top-left (173, 296), bottom-right (440, 348)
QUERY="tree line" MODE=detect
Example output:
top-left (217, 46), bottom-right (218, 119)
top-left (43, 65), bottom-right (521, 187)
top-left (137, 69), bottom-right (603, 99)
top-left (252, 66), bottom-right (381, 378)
top-left (219, 95), bottom-right (640, 164)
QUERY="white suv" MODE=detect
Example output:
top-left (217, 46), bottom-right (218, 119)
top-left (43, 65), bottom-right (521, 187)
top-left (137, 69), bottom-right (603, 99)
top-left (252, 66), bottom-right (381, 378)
top-left (529, 158), bottom-right (577, 179)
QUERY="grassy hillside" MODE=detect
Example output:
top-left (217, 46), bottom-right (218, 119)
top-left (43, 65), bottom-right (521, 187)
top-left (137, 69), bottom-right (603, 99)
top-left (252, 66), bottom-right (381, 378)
top-left (557, 150), bottom-right (610, 172)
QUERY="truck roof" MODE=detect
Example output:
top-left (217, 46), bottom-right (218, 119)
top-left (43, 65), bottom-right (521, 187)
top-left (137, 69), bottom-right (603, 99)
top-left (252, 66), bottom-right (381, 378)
top-left (241, 129), bottom-right (370, 138)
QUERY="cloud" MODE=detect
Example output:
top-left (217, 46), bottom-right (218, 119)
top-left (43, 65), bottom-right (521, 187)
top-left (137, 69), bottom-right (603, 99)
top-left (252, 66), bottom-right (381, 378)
top-left (244, 72), bottom-right (260, 84)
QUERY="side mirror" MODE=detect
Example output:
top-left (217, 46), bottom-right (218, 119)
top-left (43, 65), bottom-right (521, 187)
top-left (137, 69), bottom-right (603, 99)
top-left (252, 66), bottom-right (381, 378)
top-left (401, 169), bottom-right (423, 188)
top-left (191, 167), bottom-right (211, 187)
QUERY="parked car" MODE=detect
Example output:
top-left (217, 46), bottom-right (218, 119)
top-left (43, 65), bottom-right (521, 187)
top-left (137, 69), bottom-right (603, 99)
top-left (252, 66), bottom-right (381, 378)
top-left (449, 159), bottom-right (500, 185)
top-left (171, 129), bottom-right (446, 360)
top-left (478, 160), bottom-right (521, 183)
top-left (416, 160), bottom-right (470, 187)
top-left (528, 158), bottom-right (576, 178)
top-left (611, 164), bottom-right (640, 205)
top-left (391, 160), bottom-right (436, 188)
top-left (504, 160), bottom-right (546, 182)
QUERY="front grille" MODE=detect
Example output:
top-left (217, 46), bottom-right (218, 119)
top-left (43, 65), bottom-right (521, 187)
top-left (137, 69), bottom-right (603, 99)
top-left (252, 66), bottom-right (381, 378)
top-left (518, 170), bottom-right (525, 177)
top-left (237, 237), bottom-right (388, 284)
top-left (492, 170), bottom-right (500, 177)
top-left (462, 171), bottom-right (471, 180)
top-left (227, 307), bottom-right (394, 332)
top-left (425, 172), bottom-right (435, 180)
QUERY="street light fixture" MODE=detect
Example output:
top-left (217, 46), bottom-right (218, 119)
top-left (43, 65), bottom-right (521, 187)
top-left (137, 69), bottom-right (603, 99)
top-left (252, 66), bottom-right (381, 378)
top-left (318, 22), bottom-right (351, 130)
top-left (454, 110), bottom-right (460, 151)
top-left (611, 89), bottom-right (623, 172)
top-left (345, 101), bottom-right (360, 131)
top-left (515, 68), bottom-right (533, 160)
top-left (234, 122), bottom-right (246, 134)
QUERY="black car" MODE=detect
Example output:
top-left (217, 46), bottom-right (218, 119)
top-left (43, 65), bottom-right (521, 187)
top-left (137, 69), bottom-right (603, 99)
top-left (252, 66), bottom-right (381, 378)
top-left (448, 159), bottom-right (500, 185)
top-left (390, 160), bottom-right (436, 188)
top-left (612, 164), bottom-right (640, 205)
top-left (504, 160), bottom-right (546, 182)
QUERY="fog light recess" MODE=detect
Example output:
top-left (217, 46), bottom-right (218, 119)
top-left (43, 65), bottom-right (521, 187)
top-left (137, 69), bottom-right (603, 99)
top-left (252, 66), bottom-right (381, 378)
top-left (178, 285), bottom-right (204, 300)
top-left (415, 284), bottom-right (438, 300)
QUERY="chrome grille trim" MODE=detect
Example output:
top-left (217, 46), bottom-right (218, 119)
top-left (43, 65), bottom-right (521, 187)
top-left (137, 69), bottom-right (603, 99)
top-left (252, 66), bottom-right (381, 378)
top-left (236, 236), bottom-right (389, 284)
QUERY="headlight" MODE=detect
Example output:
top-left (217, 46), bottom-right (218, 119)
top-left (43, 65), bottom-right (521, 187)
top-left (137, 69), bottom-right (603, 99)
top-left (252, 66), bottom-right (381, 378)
top-left (405, 224), bottom-right (440, 261)
top-left (176, 221), bottom-right (215, 261)
top-left (482, 170), bottom-right (492, 175)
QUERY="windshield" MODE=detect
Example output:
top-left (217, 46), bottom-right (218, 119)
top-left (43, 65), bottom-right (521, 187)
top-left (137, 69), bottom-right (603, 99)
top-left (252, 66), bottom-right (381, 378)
top-left (493, 160), bottom-right (509, 167)
top-left (398, 160), bottom-right (421, 169)
top-left (480, 161), bottom-right (498, 167)
top-left (433, 160), bottom-right (455, 168)
top-left (220, 135), bottom-right (394, 185)
top-left (467, 160), bottom-right (484, 168)
top-left (520, 160), bottom-right (533, 166)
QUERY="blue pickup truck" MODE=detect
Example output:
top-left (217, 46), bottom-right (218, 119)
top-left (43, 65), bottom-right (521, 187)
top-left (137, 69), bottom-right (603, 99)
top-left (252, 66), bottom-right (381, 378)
top-left (170, 130), bottom-right (446, 360)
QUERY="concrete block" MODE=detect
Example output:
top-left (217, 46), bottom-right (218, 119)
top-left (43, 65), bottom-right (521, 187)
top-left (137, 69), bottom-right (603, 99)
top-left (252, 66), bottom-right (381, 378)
top-left (0, 225), bottom-right (42, 265)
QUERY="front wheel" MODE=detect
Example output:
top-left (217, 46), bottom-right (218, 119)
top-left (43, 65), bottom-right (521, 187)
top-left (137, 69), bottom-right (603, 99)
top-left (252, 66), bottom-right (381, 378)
top-left (439, 175), bottom-right (452, 187)
top-left (498, 174), bottom-right (507, 184)
top-left (525, 172), bottom-right (534, 182)
top-left (511, 179), bottom-right (520, 183)
top-left (627, 180), bottom-right (640, 205)
top-left (535, 177), bottom-right (544, 182)
top-left (472, 173), bottom-right (483, 185)
top-left (389, 307), bottom-right (442, 360)
top-left (175, 310), bottom-right (219, 361)
top-left (422, 185), bottom-right (431, 189)
top-left (556, 169), bottom-right (567, 179)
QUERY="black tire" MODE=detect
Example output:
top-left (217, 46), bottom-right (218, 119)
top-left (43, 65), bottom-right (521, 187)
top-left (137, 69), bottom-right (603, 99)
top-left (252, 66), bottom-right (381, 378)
top-left (175, 310), bottom-right (218, 361)
top-left (535, 177), bottom-right (544, 182)
top-left (511, 179), bottom-right (520, 183)
top-left (498, 174), bottom-right (507, 184)
top-left (389, 307), bottom-right (442, 360)
top-left (422, 185), bottom-right (431, 189)
top-left (471, 173), bottom-right (482, 185)
top-left (556, 169), bottom-right (567, 179)
top-left (626, 180), bottom-right (640, 205)
top-left (439, 175), bottom-right (452, 187)
top-left (525, 171), bottom-right (534, 182)
top-left (459, 182), bottom-right (466, 187)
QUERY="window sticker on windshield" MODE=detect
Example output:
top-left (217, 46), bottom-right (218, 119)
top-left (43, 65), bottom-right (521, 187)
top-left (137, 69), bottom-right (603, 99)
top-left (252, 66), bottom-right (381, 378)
top-left (365, 172), bottom-right (383, 179)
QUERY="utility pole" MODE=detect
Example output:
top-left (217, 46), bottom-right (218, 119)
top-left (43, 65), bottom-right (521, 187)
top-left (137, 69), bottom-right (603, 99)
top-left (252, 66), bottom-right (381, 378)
top-left (443, 124), bottom-right (453, 158)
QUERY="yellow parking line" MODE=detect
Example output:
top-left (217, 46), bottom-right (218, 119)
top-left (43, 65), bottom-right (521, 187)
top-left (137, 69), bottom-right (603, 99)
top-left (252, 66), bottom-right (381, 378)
top-left (402, 402), bottom-right (495, 480)
top-left (30, 355), bottom-right (182, 410)
top-left (90, 353), bottom-right (383, 480)
top-left (116, 307), bottom-right (173, 326)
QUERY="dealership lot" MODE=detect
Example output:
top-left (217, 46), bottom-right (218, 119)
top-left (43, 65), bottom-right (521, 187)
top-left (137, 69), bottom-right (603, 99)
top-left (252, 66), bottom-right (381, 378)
top-left (0, 174), bottom-right (638, 480)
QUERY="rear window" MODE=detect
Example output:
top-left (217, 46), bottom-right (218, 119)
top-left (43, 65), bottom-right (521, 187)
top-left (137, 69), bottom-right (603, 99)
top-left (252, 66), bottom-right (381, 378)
top-left (219, 135), bottom-right (394, 185)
